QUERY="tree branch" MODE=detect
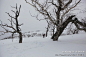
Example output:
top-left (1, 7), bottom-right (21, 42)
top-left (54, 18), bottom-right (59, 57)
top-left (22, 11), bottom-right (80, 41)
top-left (25, 0), bottom-right (57, 25)
top-left (11, 10), bottom-right (16, 14)
top-left (61, 0), bottom-right (81, 21)
top-left (72, 18), bottom-right (86, 32)
top-left (5, 12), bottom-right (15, 19)
top-left (0, 23), bottom-right (16, 31)
top-left (48, 1), bottom-right (58, 8)
top-left (62, 0), bottom-right (72, 10)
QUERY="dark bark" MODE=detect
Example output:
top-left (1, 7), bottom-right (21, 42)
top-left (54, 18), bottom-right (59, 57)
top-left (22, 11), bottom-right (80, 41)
top-left (46, 21), bottom-right (50, 37)
top-left (15, 4), bottom-right (22, 43)
top-left (15, 18), bottom-right (19, 32)
top-left (46, 27), bottom-right (49, 37)
top-left (72, 18), bottom-right (86, 32)
top-left (19, 32), bottom-right (22, 43)
top-left (51, 15), bottom-right (75, 41)
top-left (52, 15), bottom-right (86, 41)
top-left (46, 30), bottom-right (48, 37)
top-left (52, 29), bottom-right (55, 36)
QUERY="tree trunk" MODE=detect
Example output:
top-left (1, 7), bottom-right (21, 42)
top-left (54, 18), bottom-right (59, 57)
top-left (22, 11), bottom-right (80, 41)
top-left (51, 15), bottom-right (75, 41)
top-left (19, 32), bottom-right (22, 43)
top-left (46, 30), bottom-right (48, 37)
top-left (52, 29), bottom-right (54, 36)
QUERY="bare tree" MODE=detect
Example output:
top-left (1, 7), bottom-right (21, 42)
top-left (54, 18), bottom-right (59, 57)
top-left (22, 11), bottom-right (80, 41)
top-left (25, 0), bottom-right (86, 41)
top-left (0, 4), bottom-right (23, 43)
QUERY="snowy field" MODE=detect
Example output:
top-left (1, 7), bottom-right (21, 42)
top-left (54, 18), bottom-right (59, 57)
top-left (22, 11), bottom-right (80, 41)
top-left (0, 33), bottom-right (86, 57)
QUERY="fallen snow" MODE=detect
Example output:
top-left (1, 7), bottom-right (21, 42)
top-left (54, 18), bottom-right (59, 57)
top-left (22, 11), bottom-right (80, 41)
top-left (0, 34), bottom-right (86, 57)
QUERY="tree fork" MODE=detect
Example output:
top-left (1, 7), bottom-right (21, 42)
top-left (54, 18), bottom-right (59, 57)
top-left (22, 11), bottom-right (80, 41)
top-left (51, 15), bottom-right (75, 41)
top-left (52, 15), bottom-right (86, 41)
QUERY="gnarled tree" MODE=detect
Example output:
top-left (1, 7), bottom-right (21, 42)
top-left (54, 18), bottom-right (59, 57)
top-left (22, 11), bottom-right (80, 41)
top-left (25, 0), bottom-right (86, 41)
top-left (0, 4), bottom-right (23, 43)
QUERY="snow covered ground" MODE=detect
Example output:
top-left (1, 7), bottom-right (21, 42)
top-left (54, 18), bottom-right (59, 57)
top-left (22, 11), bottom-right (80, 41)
top-left (0, 33), bottom-right (86, 57)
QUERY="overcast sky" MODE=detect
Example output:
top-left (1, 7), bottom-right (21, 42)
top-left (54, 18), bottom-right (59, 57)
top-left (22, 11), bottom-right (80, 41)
top-left (0, 0), bottom-right (86, 38)
top-left (0, 0), bottom-right (47, 33)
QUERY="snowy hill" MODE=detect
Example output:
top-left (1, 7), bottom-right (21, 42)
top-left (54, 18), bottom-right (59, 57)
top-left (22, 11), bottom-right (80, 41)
top-left (0, 34), bottom-right (86, 57)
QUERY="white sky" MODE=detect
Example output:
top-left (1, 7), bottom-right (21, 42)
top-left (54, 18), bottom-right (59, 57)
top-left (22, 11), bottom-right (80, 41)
top-left (0, 0), bottom-right (86, 38)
